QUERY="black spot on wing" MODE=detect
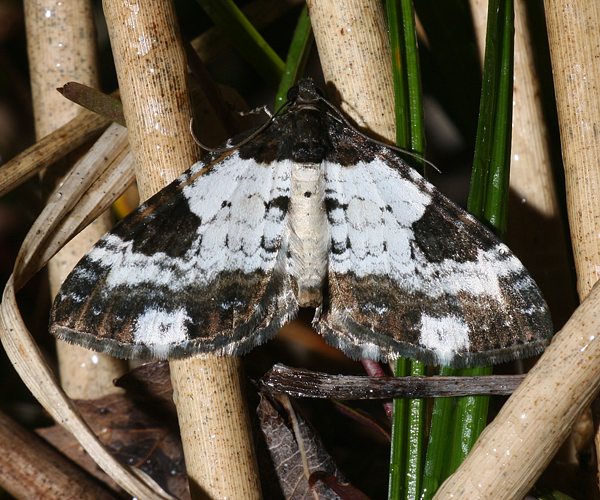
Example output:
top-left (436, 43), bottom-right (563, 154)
top-left (411, 192), bottom-right (497, 263)
top-left (324, 197), bottom-right (348, 213)
top-left (265, 195), bottom-right (289, 213)
top-left (260, 235), bottom-right (278, 253)
top-left (102, 170), bottom-right (203, 260)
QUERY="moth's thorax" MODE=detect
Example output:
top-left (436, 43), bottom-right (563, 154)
top-left (288, 160), bottom-right (329, 307)
top-left (286, 108), bottom-right (330, 163)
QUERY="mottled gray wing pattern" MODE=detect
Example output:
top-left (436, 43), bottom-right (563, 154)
top-left (51, 151), bottom-right (296, 359)
top-left (316, 125), bottom-right (552, 368)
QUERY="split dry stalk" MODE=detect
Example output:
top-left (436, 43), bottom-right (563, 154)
top-left (24, 0), bottom-right (126, 398)
top-left (0, 110), bottom-right (109, 198)
top-left (436, 1), bottom-right (600, 497)
top-left (101, 0), bottom-right (261, 497)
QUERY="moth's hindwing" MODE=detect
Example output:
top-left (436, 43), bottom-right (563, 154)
top-left (50, 151), bottom-right (297, 359)
top-left (315, 117), bottom-right (553, 367)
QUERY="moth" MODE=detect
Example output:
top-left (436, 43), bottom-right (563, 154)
top-left (50, 79), bottom-right (553, 367)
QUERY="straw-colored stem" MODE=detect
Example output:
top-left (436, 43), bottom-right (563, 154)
top-left (0, 110), bottom-right (108, 198)
top-left (544, 0), bottom-right (600, 300)
top-left (306, 0), bottom-right (396, 143)
top-left (0, 410), bottom-right (114, 499)
top-left (24, 0), bottom-right (126, 398)
top-left (541, 0), bottom-right (600, 487)
top-left (507, 0), bottom-right (577, 325)
top-left (436, 1), bottom-right (600, 497)
top-left (101, 0), bottom-right (261, 497)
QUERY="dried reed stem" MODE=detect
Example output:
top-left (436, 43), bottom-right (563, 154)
top-left (101, 0), bottom-right (261, 497)
top-left (0, 410), bottom-right (114, 499)
top-left (306, 0), bottom-right (396, 142)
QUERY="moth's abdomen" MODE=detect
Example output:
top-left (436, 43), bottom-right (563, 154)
top-left (288, 161), bottom-right (329, 307)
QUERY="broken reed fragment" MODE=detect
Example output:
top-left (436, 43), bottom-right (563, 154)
top-left (50, 79), bottom-right (553, 368)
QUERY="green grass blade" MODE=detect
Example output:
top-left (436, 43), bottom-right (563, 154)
top-left (404, 361), bottom-right (425, 499)
top-left (195, 0), bottom-right (284, 84)
top-left (420, 366), bottom-right (455, 499)
top-left (275, 6), bottom-right (313, 111)
top-left (387, 0), bottom-right (410, 148)
top-left (388, 358), bottom-right (409, 500)
top-left (445, 366), bottom-right (491, 474)
top-left (400, 0), bottom-right (425, 155)
top-left (468, 0), bottom-right (514, 225)
top-left (481, 0), bottom-right (514, 233)
top-left (386, 1), bottom-right (426, 499)
top-left (422, 0), bottom-right (514, 493)
top-left (452, 0), bottom-right (514, 471)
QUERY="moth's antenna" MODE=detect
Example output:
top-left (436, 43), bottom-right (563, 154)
top-left (316, 95), bottom-right (440, 173)
top-left (189, 102), bottom-right (290, 154)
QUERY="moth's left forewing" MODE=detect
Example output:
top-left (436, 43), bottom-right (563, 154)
top-left (51, 149), bottom-right (297, 359)
top-left (316, 119), bottom-right (553, 367)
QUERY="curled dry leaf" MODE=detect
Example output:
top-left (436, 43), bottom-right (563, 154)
top-left (257, 393), bottom-right (368, 499)
top-left (0, 120), bottom-right (168, 498)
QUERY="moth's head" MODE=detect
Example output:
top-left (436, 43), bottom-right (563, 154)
top-left (287, 78), bottom-right (324, 110)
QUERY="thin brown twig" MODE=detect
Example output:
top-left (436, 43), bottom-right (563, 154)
top-left (262, 364), bottom-right (525, 399)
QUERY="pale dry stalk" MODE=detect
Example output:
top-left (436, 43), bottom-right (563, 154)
top-left (24, 0), bottom-right (126, 398)
top-left (306, 0), bottom-right (396, 142)
top-left (101, 0), bottom-right (261, 497)
top-left (436, 1), bottom-right (600, 497)
top-left (473, 0), bottom-right (586, 469)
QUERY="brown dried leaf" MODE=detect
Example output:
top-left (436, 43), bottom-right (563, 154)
top-left (257, 393), bottom-right (367, 499)
top-left (114, 361), bottom-right (174, 407)
top-left (37, 389), bottom-right (188, 500)
top-left (58, 83), bottom-right (125, 126)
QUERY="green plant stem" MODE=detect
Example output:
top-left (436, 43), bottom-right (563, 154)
top-left (387, 0), bottom-right (410, 148)
top-left (275, 6), bottom-right (313, 110)
top-left (404, 361), bottom-right (425, 499)
top-left (422, 0), bottom-right (514, 493)
top-left (421, 366), bottom-right (455, 499)
top-left (389, 358), bottom-right (409, 500)
top-left (400, 0), bottom-right (424, 155)
top-left (195, 0), bottom-right (284, 84)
